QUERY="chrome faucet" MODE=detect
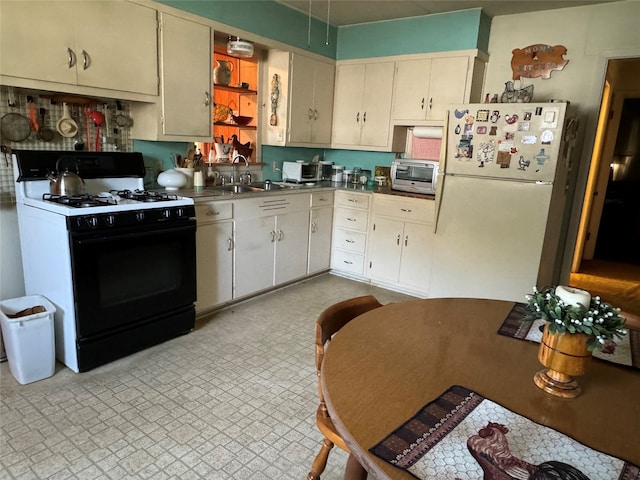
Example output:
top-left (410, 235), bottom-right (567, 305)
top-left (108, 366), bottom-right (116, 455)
top-left (231, 155), bottom-right (249, 184)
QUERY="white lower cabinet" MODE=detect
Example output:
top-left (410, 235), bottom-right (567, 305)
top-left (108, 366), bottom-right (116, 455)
top-left (308, 192), bottom-right (334, 274)
top-left (367, 194), bottom-right (435, 295)
top-left (331, 191), bottom-right (370, 278)
top-left (195, 201), bottom-right (233, 313)
top-left (234, 194), bottom-right (311, 298)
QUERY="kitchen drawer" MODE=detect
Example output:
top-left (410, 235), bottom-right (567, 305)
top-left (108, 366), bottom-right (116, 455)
top-left (195, 201), bottom-right (233, 224)
top-left (234, 193), bottom-right (310, 219)
top-left (334, 207), bottom-right (369, 232)
top-left (331, 249), bottom-right (365, 276)
top-left (372, 194), bottom-right (434, 223)
top-left (333, 228), bottom-right (367, 254)
top-left (335, 190), bottom-right (370, 209)
top-left (311, 191), bottom-right (334, 208)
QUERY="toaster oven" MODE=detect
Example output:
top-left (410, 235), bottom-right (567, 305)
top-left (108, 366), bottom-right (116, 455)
top-left (391, 159), bottom-right (439, 195)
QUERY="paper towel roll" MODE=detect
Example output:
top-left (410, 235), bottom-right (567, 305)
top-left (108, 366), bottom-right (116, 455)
top-left (555, 286), bottom-right (591, 308)
top-left (412, 126), bottom-right (443, 139)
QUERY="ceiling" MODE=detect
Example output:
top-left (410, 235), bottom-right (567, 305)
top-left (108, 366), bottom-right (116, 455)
top-left (275, 0), bottom-right (620, 26)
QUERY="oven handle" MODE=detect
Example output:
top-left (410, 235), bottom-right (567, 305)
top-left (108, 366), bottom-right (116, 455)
top-left (72, 222), bottom-right (196, 245)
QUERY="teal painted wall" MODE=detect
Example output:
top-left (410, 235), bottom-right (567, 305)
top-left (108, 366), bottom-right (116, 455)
top-left (138, 2), bottom-right (490, 179)
top-left (336, 9), bottom-right (490, 60)
top-left (156, 0), bottom-right (337, 58)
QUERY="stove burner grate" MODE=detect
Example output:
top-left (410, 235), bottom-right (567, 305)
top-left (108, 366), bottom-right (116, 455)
top-left (110, 189), bottom-right (179, 202)
top-left (43, 193), bottom-right (118, 208)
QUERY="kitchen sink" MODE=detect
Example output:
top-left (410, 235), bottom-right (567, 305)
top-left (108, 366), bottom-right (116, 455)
top-left (248, 181), bottom-right (292, 191)
top-left (216, 184), bottom-right (265, 193)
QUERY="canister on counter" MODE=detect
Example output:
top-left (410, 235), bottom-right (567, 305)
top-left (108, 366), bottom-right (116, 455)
top-left (331, 165), bottom-right (344, 182)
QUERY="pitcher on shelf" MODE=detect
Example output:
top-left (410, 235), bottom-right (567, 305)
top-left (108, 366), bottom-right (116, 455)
top-left (213, 60), bottom-right (233, 86)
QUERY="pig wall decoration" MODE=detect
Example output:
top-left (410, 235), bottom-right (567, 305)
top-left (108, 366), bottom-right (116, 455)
top-left (510, 44), bottom-right (569, 80)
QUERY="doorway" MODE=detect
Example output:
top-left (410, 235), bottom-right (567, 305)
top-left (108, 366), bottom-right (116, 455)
top-left (570, 58), bottom-right (640, 316)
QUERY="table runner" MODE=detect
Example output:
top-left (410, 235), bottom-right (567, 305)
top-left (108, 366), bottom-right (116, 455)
top-left (370, 385), bottom-right (640, 480)
top-left (498, 303), bottom-right (640, 369)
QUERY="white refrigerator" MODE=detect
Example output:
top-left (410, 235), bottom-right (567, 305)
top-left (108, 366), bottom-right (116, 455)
top-left (430, 102), bottom-right (580, 302)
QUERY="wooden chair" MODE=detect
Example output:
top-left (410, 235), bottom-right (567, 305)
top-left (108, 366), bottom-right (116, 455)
top-left (307, 295), bottom-right (384, 480)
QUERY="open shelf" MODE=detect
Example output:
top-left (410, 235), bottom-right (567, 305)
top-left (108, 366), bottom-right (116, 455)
top-left (214, 84), bottom-right (257, 95)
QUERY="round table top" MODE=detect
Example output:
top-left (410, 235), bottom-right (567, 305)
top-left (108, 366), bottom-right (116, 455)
top-left (321, 298), bottom-right (640, 479)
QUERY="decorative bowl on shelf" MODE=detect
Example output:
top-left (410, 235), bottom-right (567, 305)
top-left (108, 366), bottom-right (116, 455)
top-left (231, 115), bottom-right (253, 126)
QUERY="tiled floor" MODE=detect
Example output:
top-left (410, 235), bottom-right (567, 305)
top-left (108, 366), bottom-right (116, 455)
top-left (0, 274), bottom-right (414, 480)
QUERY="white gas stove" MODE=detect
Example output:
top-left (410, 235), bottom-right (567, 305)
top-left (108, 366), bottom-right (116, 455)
top-left (12, 150), bottom-right (197, 373)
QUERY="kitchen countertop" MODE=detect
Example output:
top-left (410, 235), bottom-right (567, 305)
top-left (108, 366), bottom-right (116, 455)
top-left (171, 181), bottom-right (435, 202)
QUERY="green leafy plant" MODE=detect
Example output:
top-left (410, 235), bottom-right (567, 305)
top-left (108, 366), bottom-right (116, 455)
top-left (524, 286), bottom-right (628, 352)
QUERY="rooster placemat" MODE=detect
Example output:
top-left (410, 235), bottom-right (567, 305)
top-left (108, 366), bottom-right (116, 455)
top-left (370, 385), bottom-right (639, 480)
top-left (498, 303), bottom-right (640, 369)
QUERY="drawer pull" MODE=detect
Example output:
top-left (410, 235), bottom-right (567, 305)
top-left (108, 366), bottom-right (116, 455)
top-left (345, 239), bottom-right (355, 244)
top-left (347, 217), bottom-right (356, 222)
top-left (400, 208), bottom-right (412, 213)
top-left (206, 210), bottom-right (220, 216)
top-left (347, 198), bottom-right (358, 203)
top-left (343, 260), bottom-right (353, 265)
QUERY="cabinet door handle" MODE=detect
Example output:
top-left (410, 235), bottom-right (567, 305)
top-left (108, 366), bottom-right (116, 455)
top-left (308, 108), bottom-right (314, 120)
top-left (405, 235), bottom-right (408, 247)
top-left (277, 229), bottom-right (284, 241)
top-left (311, 221), bottom-right (317, 233)
top-left (396, 234), bottom-right (401, 245)
top-left (356, 112), bottom-right (360, 123)
top-left (227, 238), bottom-right (233, 251)
top-left (81, 50), bottom-right (90, 70)
top-left (67, 48), bottom-right (76, 68)
top-left (204, 91), bottom-right (211, 107)
top-left (429, 97), bottom-right (433, 110)
top-left (271, 230), bottom-right (276, 242)
top-left (421, 98), bottom-right (425, 110)
top-left (363, 112), bottom-right (367, 123)
top-left (400, 208), bottom-right (412, 213)
top-left (313, 109), bottom-right (319, 120)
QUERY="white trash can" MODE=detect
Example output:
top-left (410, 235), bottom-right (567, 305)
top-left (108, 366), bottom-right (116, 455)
top-left (0, 295), bottom-right (56, 384)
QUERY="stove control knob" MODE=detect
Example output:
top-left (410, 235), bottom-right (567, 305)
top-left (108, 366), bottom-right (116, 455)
top-left (105, 214), bottom-right (116, 227)
top-left (87, 216), bottom-right (99, 229)
top-left (135, 211), bottom-right (145, 222)
top-left (162, 208), bottom-right (172, 219)
top-left (176, 207), bottom-right (184, 218)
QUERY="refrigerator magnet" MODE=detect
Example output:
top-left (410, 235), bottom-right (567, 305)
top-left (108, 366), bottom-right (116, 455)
top-left (477, 142), bottom-right (495, 167)
top-left (521, 135), bottom-right (537, 144)
top-left (518, 122), bottom-right (531, 132)
top-left (524, 112), bottom-right (532, 121)
top-left (489, 126), bottom-right (498, 136)
top-left (541, 130), bottom-right (554, 144)
top-left (497, 151), bottom-right (511, 168)
top-left (477, 126), bottom-right (488, 134)
top-left (454, 108), bottom-right (469, 118)
top-left (476, 110), bottom-right (490, 122)
top-left (535, 148), bottom-right (550, 171)
top-left (518, 155), bottom-right (531, 170)
top-left (505, 114), bottom-right (518, 124)
top-left (490, 110), bottom-right (500, 123)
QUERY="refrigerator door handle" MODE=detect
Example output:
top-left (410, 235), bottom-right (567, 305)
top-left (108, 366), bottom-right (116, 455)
top-left (433, 111), bottom-right (449, 234)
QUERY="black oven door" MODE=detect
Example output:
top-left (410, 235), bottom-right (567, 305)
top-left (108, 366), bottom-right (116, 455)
top-left (70, 220), bottom-right (197, 340)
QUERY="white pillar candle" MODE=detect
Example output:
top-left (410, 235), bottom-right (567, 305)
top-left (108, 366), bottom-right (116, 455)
top-left (555, 286), bottom-right (591, 309)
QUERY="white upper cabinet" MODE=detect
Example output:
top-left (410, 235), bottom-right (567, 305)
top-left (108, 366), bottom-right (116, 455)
top-left (332, 61), bottom-right (395, 150)
top-left (262, 51), bottom-right (335, 147)
top-left (288, 53), bottom-right (335, 146)
top-left (132, 13), bottom-right (213, 141)
top-left (0, 1), bottom-right (158, 98)
top-left (393, 52), bottom-right (486, 123)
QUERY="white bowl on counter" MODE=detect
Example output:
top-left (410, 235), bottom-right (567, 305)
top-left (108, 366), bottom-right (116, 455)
top-left (157, 169), bottom-right (187, 190)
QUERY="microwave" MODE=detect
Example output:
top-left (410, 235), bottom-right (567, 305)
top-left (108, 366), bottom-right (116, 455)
top-left (282, 161), bottom-right (320, 183)
top-left (391, 159), bottom-right (439, 195)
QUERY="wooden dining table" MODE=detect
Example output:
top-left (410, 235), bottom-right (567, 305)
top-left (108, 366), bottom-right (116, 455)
top-left (321, 298), bottom-right (640, 479)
